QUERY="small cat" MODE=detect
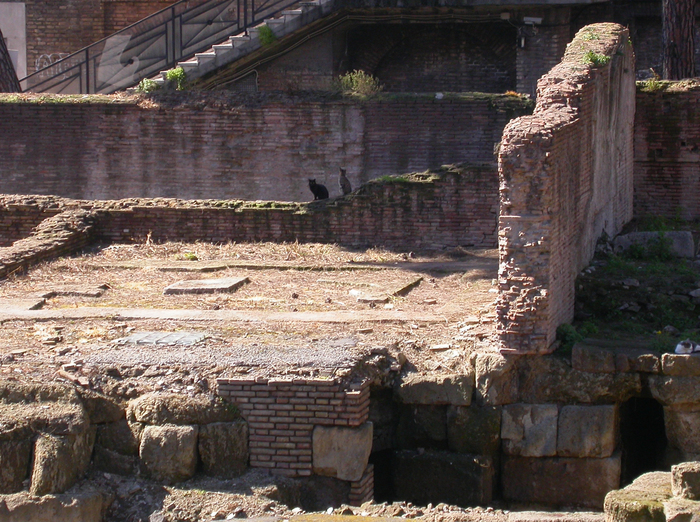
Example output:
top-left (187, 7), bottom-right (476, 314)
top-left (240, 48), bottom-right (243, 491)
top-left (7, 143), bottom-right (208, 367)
top-left (339, 167), bottom-right (352, 195)
top-left (675, 339), bottom-right (700, 354)
top-left (308, 179), bottom-right (329, 200)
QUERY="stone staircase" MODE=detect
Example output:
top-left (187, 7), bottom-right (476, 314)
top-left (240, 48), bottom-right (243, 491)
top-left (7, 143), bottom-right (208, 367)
top-left (150, 0), bottom-right (334, 88)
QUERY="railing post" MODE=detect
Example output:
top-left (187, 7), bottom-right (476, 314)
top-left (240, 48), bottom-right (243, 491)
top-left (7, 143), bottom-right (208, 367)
top-left (85, 49), bottom-right (90, 94)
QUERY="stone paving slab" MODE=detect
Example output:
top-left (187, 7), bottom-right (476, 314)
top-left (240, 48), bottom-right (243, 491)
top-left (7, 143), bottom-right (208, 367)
top-left (114, 331), bottom-right (208, 346)
top-left (35, 284), bottom-right (109, 299)
top-left (163, 277), bottom-right (250, 295)
top-left (354, 276), bottom-right (424, 304)
top-left (0, 298), bottom-right (46, 310)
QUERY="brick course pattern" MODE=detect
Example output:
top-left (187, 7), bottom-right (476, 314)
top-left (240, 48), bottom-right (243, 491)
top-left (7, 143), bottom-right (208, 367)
top-left (0, 94), bottom-right (530, 202)
top-left (217, 378), bottom-right (370, 479)
top-left (497, 23), bottom-right (635, 354)
top-left (634, 87), bottom-right (700, 221)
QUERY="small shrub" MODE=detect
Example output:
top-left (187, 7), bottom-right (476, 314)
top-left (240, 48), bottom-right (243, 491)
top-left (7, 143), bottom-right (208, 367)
top-left (136, 78), bottom-right (160, 93)
top-left (583, 51), bottom-right (611, 67)
top-left (183, 252), bottom-right (198, 261)
top-left (165, 66), bottom-right (187, 91)
top-left (557, 323), bottom-right (584, 351)
top-left (337, 70), bottom-right (383, 96)
top-left (639, 69), bottom-right (665, 93)
top-left (258, 25), bottom-right (277, 46)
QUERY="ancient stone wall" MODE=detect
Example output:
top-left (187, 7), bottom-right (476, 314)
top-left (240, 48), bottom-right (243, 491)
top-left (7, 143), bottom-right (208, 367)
top-left (634, 84), bottom-right (700, 221)
top-left (497, 23), bottom-right (635, 354)
top-left (0, 93), bottom-right (527, 202)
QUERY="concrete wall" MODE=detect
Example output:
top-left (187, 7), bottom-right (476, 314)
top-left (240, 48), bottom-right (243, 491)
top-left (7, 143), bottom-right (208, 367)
top-left (497, 23), bottom-right (635, 354)
top-left (0, 2), bottom-right (26, 79)
top-left (0, 93), bottom-right (530, 201)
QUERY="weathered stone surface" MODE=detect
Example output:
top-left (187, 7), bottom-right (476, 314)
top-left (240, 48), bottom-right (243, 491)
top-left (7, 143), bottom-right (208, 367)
top-left (139, 425), bottom-right (198, 484)
top-left (557, 405), bottom-right (617, 458)
top-left (0, 439), bottom-right (31, 493)
top-left (501, 404), bottom-right (558, 457)
top-left (393, 450), bottom-right (493, 506)
top-left (198, 420), bottom-right (248, 477)
top-left (76, 388), bottom-right (124, 424)
top-left (517, 356), bottom-right (641, 404)
top-left (395, 372), bottom-right (473, 406)
top-left (96, 419), bottom-right (140, 455)
top-left (651, 375), bottom-right (700, 405)
top-left (313, 423), bottom-right (372, 482)
top-left (662, 354), bottom-right (700, 376)
top-left (396, 405), bottom-right (446, 449)
top-left (503, 452), bottom-right (621, 509)
top-left (572, 344), bottom-right (615, 373)
top-left (664, 497), bottom-right (700, 521)
top-left (128, 393), bottom-right (239, 425)
top-left (29, 429), bottom-right (95, 495)
top-left (613, 231), bottom-right (695, 258)
top-left (163, 277), bottom-right (249, 295)
top-left (666, 405), bottom-right (700, 455)
top-left (92, 444), bottom-right (137, 476)
top-left (474, 353), bottom-right (518, 406)
top-left (0, 487), bottom-right (109, 522)
top-left (604, 471), bottom-right (671, 522)
top-left (672, 462), bottom-right (700, 500)
top-left (447, 405), bottom-right (501, 455)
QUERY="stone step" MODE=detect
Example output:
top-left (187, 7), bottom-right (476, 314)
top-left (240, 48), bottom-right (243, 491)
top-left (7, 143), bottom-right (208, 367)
top-left (194, 52), bottom-right (217, 63)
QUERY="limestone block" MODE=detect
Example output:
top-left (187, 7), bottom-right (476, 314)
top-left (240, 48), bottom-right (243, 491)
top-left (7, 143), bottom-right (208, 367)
top-left (666, 405), bottom-right (700, 454)
top-left (501, 404), bottom-right (558, 457)
top-left (198, 420), bottom-right (248, 477)
top-left (517, 356), bottom-right (641, 404)
top-left (395, 372), bottom-right (473, 406)
top-left (139, 425), bottom-right (198, 484)
top-left (92, 444), bottom-right (137, 476)
top-left (604, 471), bottom-right (671, 522)
top-left (651, 375), bottom-right (700, 405)
top-left (664, 497), bottom-right (700, 521)
top-left (395, 404), bottom-right (446, 449)
top-left (503, 452), bottom-right (621, 509)
top-left (613, 231), bottom-right (695, 258)
top-left (662, 354), bottom-right (700, 376)
top-left (0, 401), bottom-right (89, 436)
top-left (673, 462), bottom-right (700, 500)
top-left (0, 439), bottom-right (31, 493)
top-left (29, 428), bottom-right (95, 495)
top-left (446, 405), bottom-right (501, 455)
top-left (572, 344), bottom-right (615, 373)
top-left (0, 486), bottom-right (109, 522)
top-left (128, 393), bottom-right (239, 425)
top-left (313, 423), bottom-right (372, 482)
top-left (76, 388), bottom-right (124, 424)
top-left (393, 450), bottom-right (493, 506)
top-left (557, 405), bottom-right (617, 458)
top-left (474, 353), bottom-right (518, 406)
top-left (96, 419), bottom-right (140, 455)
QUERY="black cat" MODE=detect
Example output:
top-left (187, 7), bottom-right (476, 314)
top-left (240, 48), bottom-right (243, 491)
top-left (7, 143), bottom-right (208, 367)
top-left (308, 179), bottom-right (329, 200)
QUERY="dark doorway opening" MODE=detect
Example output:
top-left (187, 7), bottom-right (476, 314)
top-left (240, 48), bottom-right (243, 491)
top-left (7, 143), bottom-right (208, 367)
top-left (619, 397), bottom-right (667, 485)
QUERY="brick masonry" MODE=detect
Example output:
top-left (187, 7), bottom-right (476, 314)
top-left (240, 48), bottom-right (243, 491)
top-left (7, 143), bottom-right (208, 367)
top-left (497, 23), bottom-right (635, 354)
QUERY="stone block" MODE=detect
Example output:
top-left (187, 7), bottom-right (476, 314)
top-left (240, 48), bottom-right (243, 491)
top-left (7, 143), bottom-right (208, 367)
top-left (96, 419), bottom-right (140, 455)
top-left (0, 439), bottom-right (31, 493)
top-left (92, 444), bottom-right (137, 476)
top-left (393, 450), bottom-right (493, 506)
top-left (163, 277), bottom-right (249, 295)
top-left (572, 344), bottom-right (615, 373)
top-left (672, 461), bottom-right (700, 500)
top-left (198, 420), bottom-right (248, 477)
top-left (139, 425), bottom-right (198, 484)
top-left (517, 356), bottom-right (641, 404)
top-left (30, 428), bottom-right (95, 495)
top-left (395, 404), bottom-right (446, 449)
top-left (613, 231), bottom-right (695, 258)
top-left (313, 423), bottom-right (372, 482)
top-left (503, 452), bottom-right (621, 509)
top-left (447, 405), bottom-right (501, 455)
top-left (664, 497), bottom-right (700, 521)
top-left (474, 353), bottom-right (518, 406)
top-left (651, 375), bottom-right (700, 405)
top-left (0, 487), bottom-right (110, 522)
top-left (0, 401), bottom-right (89, 437)
top-left (666, 405), bottom-right (700, 454)
top-left (128, 393), bottom-right (239, 425)
top-left (662, 353), bottom-right (700, 376)
top-left (395, 372), bottom-right (473, 406)
top-left (501, 404), bottom-right (558, 457)
top-left (604, 471), bottom-right (671, 522)
top-left (557, 405), bottom-right (617, 458)
top-left (76, 388), bottom-right (124, 424)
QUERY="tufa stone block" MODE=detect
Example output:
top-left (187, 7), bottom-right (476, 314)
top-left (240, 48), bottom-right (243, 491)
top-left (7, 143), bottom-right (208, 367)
top-left (474, 352), bottom-right (518, 406)
top-left (557, 405), bottom-right (617, 458)
top-left (30, 429), bottom-right (95, 495)
top-left (662, 353), bottom-right (700, 376)
top-left (501, 404), bottom-right (558, 457)
top-left (447, 405), bottom-right (501, 456)
top-left (672, 461), bottom-right (700, 500)
top-left (96, 419), bottom-right (140, 456)
top-left (604, 471), bottom-right (670, 522)
top-left (665, 405), bottom-right (700, 455)
top-left (198, 420), bottom-right (248, 477)
top-left (313, 422), bottom-right (373, 482)
top-left (139, 425), bottom-right (198, 484)
top-left (127, 393), bottom-right (239, 425)
top-left (572, 343), bottom-right (616, 373)
top-left (395, 372), bottom-right (473, 406)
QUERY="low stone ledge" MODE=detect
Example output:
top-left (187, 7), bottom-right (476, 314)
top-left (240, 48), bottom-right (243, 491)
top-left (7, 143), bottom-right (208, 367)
top-left (662, 354), bottom-right (700, 376)
top-left (0, 486), bottom-right (110, 522)
top-left (572, 344), bottom-right (616, 374)
top-left (127, 392), bottom-right (239, 425)
top-left (474, 352), bottom-right (518, 406)
top-left (650, 375), bottom-right (700, 405)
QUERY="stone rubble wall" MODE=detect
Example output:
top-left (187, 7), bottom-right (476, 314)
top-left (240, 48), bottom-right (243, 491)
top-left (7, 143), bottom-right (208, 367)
top-left (0, 93), bottom-right (529, 202)
top-left (497, 23), bottom-right (635, 354)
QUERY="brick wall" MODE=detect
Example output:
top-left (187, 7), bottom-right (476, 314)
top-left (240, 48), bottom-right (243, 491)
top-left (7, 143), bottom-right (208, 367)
top-left (497, 23), bottom-right (635, 354)
top-left (0, 93), bottom-right (530, 202)
top-left (634, 86), bottom-right (700, 221)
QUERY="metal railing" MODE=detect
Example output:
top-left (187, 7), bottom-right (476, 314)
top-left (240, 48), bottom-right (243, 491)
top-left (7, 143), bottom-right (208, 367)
top-left (20, 0), bottom-right (300, 94)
